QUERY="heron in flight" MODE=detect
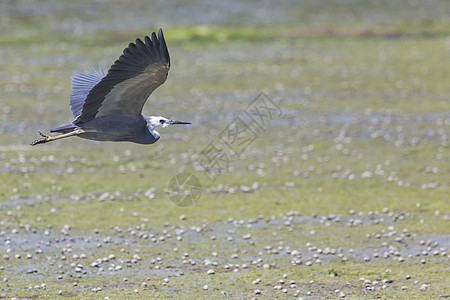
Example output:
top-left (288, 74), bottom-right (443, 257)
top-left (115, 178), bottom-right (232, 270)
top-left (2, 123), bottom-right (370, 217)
top-left (32, 29), bottom-right (190, 146)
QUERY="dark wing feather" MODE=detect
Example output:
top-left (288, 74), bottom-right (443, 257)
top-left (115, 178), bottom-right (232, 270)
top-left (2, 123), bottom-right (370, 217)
top-left (74, 29), bottom-right (170, 123)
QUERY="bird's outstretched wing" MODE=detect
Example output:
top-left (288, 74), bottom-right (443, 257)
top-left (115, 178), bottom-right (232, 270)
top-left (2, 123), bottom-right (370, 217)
top-left (74, 29), bottom-right (170, 123)
top-left (70, 66), bottom-right (106, 119)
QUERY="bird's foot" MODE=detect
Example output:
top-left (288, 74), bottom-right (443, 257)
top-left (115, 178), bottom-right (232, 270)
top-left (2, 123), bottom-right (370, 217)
top-left (31, 131), bottom-right (50, 146)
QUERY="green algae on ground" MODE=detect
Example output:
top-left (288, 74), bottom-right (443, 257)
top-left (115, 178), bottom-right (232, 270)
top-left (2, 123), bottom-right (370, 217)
top-left (1, 0), bottom-right (449, 299)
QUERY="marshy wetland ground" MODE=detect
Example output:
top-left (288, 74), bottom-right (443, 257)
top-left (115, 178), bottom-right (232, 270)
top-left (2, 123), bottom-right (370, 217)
top-left (0, 0), bottom-right (449, 299)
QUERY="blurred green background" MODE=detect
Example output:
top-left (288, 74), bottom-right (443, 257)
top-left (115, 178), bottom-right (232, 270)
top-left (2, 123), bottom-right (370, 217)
top-left (0, 0), bottom-right (449, 299)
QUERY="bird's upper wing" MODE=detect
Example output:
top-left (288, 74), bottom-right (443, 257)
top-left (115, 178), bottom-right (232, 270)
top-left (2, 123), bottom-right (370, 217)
top-left (74, 29), bottom-right (170, 123)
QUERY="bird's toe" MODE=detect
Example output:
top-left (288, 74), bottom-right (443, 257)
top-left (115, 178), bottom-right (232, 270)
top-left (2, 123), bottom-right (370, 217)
top-left (37, 130), bottom-right (49, 138)
top-left (31, 138), bottom-right (45, 146)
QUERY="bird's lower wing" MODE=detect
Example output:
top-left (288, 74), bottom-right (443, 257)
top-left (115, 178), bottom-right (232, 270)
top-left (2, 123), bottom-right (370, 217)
top-left (69, 66), bottom-right (105, 119)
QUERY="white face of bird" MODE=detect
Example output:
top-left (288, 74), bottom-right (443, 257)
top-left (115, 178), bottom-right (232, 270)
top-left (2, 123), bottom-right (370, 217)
top-left (148, 116), bottom-right (170, 128)
top-left (147, 116), bottom-right (191, 129)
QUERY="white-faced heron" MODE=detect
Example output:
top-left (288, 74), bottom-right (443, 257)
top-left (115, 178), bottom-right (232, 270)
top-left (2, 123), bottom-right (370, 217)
top-left (32, 29), bottom-right (190, 146)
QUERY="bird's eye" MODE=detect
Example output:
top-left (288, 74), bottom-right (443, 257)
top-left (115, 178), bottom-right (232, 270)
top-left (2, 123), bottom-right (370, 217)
top-left (160, 119), bottom-right (164, 123)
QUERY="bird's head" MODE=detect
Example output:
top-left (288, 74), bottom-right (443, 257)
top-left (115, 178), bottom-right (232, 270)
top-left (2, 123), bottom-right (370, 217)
top-left (147, 116), bottom-right (191, 129)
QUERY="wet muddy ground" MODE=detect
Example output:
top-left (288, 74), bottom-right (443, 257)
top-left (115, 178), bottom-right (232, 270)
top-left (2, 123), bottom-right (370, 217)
top-left (1, 0), bottom-right (449, 299)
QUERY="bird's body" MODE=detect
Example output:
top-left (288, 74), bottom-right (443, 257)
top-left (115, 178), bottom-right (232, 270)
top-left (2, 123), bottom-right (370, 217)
top-left (32, 29), bottom-right (190, 146)
top-left (52, 114), bottom-right (158, 144)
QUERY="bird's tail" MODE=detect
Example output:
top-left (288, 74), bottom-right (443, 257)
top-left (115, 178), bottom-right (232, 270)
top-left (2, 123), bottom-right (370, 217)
top-left (50, 123), bottom-right (78, 134)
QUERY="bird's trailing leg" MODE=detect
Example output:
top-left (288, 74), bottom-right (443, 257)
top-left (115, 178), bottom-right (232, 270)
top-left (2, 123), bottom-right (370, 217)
top-left (31, 129), bottom-right (85, 146)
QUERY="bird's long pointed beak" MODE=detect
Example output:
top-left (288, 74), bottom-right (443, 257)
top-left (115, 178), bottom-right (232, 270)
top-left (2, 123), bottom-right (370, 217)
top-left (169, 120), bottom-right (191, 125)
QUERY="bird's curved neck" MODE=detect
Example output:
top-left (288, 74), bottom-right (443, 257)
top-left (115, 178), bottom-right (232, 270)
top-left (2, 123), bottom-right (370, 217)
top-left (147, 127), bottom-right (160, 140)
top-left (144, 115), bottom-right (161, 140)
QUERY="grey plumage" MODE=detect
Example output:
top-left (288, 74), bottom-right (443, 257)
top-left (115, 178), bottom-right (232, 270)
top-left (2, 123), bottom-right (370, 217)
top-left (32, 29), bottom-right (190, 146)
top-left (69, 66), bottom-right (106, 120)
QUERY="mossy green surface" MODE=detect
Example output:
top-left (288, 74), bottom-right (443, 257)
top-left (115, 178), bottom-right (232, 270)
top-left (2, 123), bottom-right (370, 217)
top-left (1, 0), bottom-right (449, 299)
